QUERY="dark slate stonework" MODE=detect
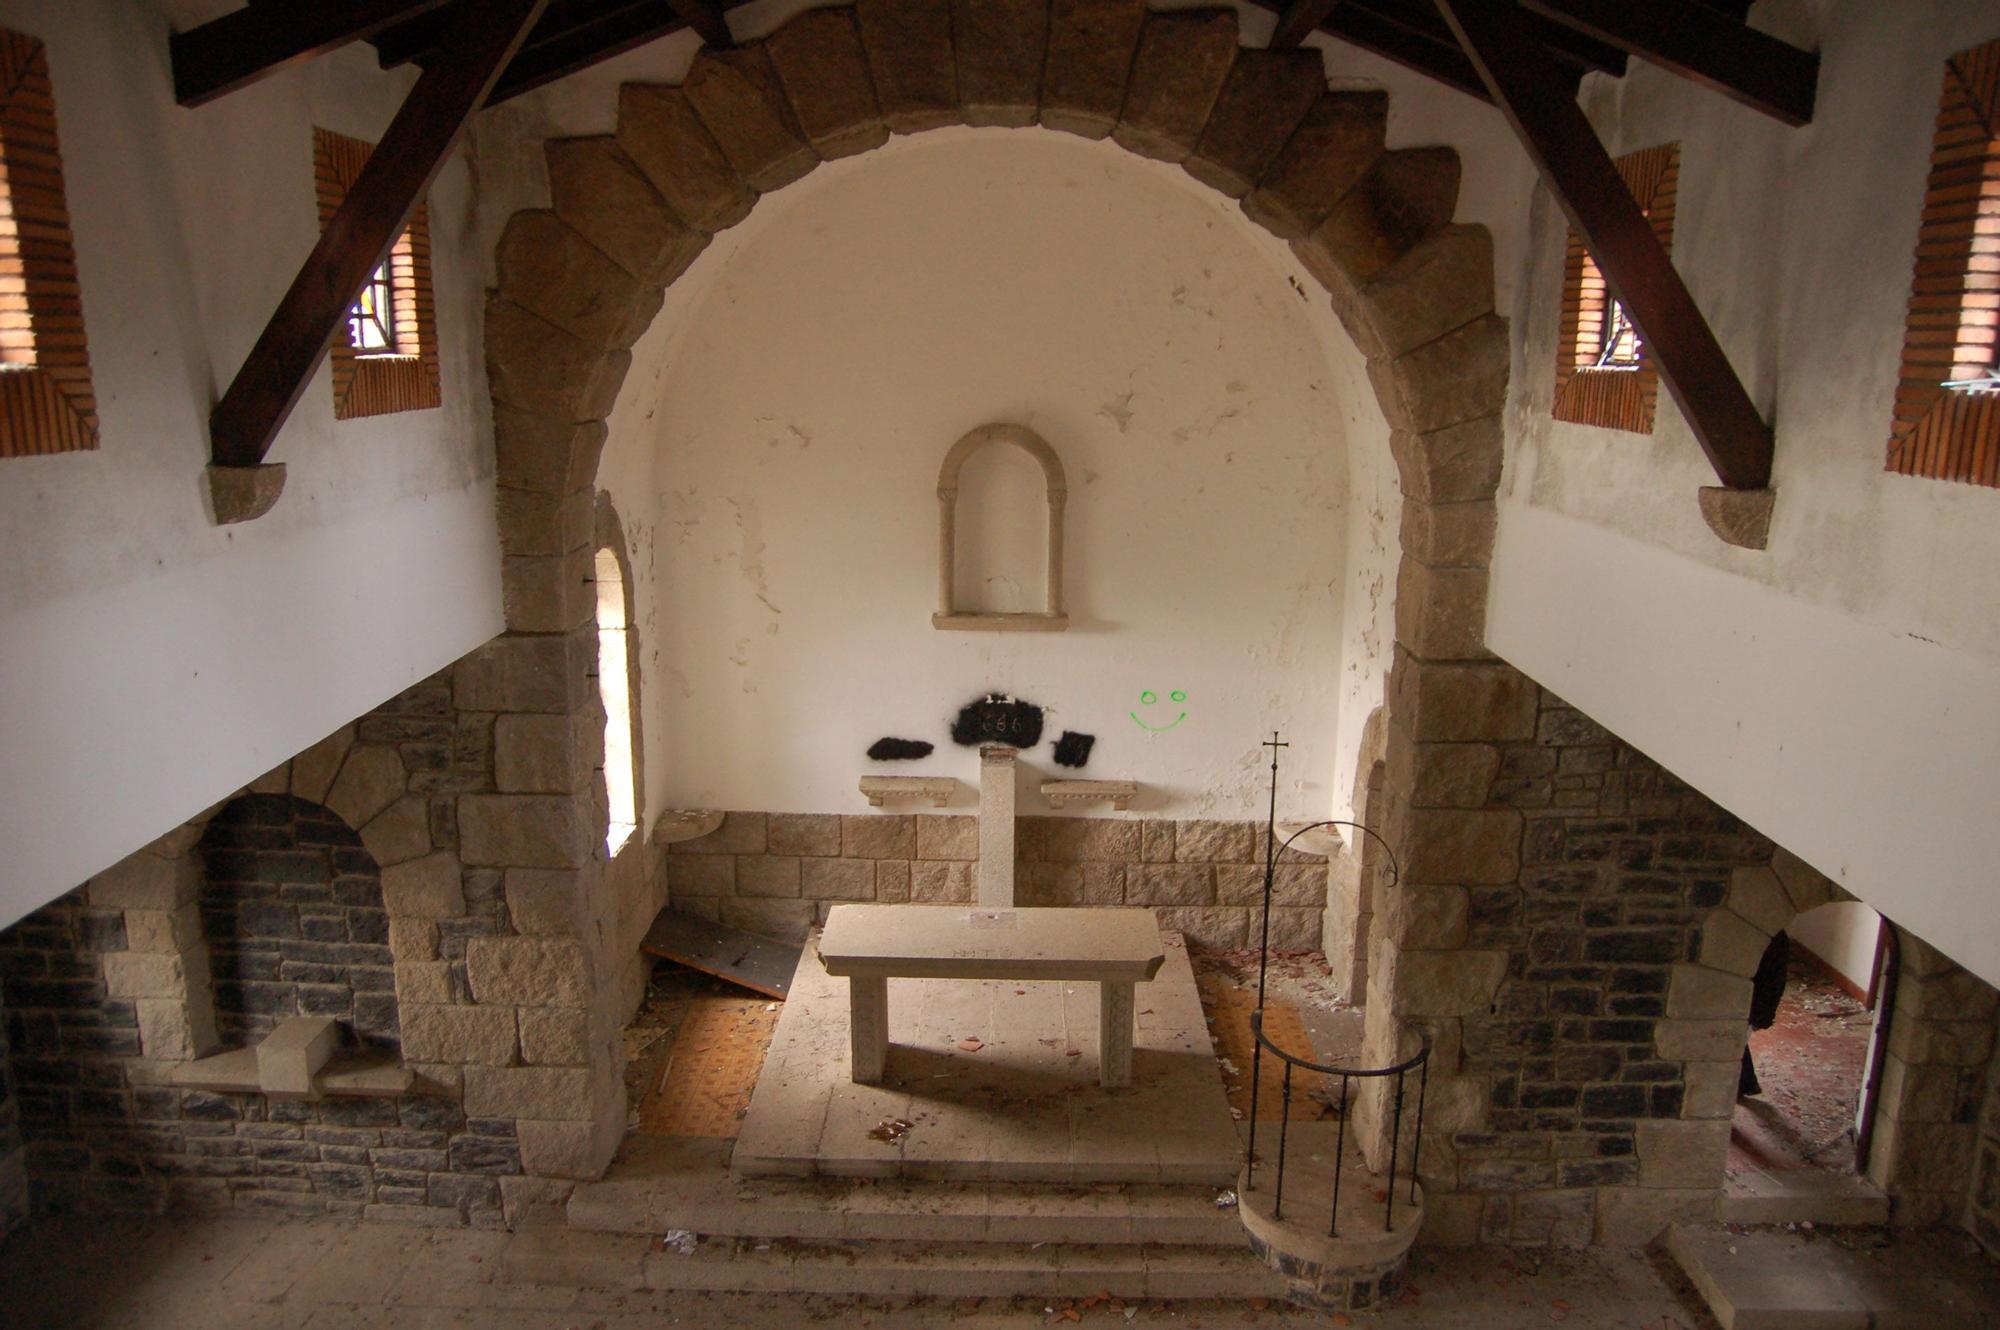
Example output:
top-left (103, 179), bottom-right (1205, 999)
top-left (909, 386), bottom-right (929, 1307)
top-left (199, 795), bottom-right (398, 1052)
top-left (1450, 692), bottom-right (1776, 1240)
top-left (0, 888), bottom-right (516, 1225)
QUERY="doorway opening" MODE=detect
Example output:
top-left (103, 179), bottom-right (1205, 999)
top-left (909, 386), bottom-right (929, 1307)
top-left (1725, 901), bottom-right (1893, 1221)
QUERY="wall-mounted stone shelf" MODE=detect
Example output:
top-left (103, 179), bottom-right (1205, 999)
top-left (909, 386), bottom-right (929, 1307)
top-left (171, 1016), bottom-right (413, 1099)
top-left (1276, 823), bottom-right (1346, 858)
top-left (1042, 780), bottom-right (1139, 811)
top-left (860, 776), bottom-right (958, 808)
top-left (652, 809), bottom-right (725, 844)
top-left (931, 611), bottom-right (1070, 632)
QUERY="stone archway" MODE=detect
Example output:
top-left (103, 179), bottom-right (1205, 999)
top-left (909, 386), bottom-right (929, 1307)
top-left (476, 0), bottom-right (1513, 1182)
top-left (1669, 850), bottom-right (2000, 1228)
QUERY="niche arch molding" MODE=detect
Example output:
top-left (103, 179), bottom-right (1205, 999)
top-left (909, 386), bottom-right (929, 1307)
top-left (934, 422), bottom-right (1068, 632)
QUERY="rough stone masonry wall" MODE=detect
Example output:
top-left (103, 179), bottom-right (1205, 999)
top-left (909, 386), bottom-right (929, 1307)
top-left (0, 1012), bottom-right (25, 1241)
top-left (0, 666), bottom-right (663, 1223)
top-left (666, 813), bottom-right (1327, 946)
top-left (478, 0), bottom-right (1508, 1194)
top-left (1366, 682), bottom-right (2000, 1246)
top-left (1366, 687), bottom-right (1779, 1246)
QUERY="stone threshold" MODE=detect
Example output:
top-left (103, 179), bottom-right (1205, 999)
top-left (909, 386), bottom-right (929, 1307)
top-left (1668, 1221), bottom-right (2000, 1329)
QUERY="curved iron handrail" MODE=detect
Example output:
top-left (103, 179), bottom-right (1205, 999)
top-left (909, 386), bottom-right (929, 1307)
top-left (1242, 794), bottom-right (1429, 1238)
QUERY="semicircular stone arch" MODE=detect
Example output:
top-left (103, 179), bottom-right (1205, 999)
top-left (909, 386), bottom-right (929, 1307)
top-left (482, 0), bottom-right (1516, 1179)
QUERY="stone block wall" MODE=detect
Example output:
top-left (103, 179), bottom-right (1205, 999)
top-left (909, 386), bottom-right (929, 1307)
top-left (1367, 686), bottom-right (1780, 1246)
top-left (0, 1014), bottom-right (24, 1242)
top-left (198, 794), bottom-right (397, 1052)
top-left (0, 883), bottom-right (527, 1225)
top-left (0, 663), bottom-right (662, 1223)
top-left (665, 813), bottom-right (1329, 949)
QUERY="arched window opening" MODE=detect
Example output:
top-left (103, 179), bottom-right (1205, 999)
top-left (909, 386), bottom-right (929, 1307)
top-left (595, 545), bottom-right (639, 855)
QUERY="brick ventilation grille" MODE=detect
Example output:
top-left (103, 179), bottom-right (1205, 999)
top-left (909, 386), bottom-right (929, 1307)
top-left (1551, 143), bottom-right (1678, 435)
top-left (313, 127), bottom-right (441, 421)
top-left (1887, 38), bottom-right (2000, 488)
top-left (0, 26), bottom-right (96, 457)
top-left (197, 794), bottom-right (399, 1053)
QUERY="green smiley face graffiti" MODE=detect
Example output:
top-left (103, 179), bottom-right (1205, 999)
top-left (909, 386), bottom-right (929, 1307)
top-left (1129, 689), bottom-right (1188, 732)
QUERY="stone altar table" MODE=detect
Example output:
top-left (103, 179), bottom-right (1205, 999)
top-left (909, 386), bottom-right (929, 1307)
top-left (817, 904), bottom-right (1166, 1088)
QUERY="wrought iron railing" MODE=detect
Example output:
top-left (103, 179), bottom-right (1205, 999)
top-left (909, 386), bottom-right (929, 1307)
top-left (1242, 746), bottom-right (1430, 1238)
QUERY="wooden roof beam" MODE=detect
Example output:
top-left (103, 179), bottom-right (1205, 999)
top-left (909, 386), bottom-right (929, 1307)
top-left (172, 0), bottom-right (450, 107)
top-left (487, 2), bottom-right (716, 105)
top-left (1520, 0), bottom-right (1819, 125)
top-left (209, 0), bottom-right (551, 472)
top-left (1269, 0), bottom-right (1344, 52)
top-left (1436, 0), bottom-right (1772, 490)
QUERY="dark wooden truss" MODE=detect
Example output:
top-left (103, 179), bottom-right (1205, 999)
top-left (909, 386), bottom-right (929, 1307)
top-left (176, 0), bottom-right (1812, 494)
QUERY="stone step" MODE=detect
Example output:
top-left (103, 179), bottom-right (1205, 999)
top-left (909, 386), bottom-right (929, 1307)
top-left (1666, 1222), bottom-right (2000, 1330)
top-left (1717, 1169), bottom-right (1891, 1226)
top-left (569, 1134), bottom-right (1250, 1248)
top-left (504, 1227), bottom-right (1288, 1300)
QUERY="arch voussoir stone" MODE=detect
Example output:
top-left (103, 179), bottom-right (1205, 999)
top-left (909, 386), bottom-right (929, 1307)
top-left (766, 6), bottom-right (889, 160)
top-left (684, 45), bottom-right (821, 192)
top-left (1113, 9), bottom-right (1238, 164)
top-left (1338, 224), bottom-right (1495, 361)
top-left (616, 84), bottom-right (755, 232)
top-left (1040, 0), bottom-right (1147, 140)
top-left (486, 299), bottom-right (632, 422)
top-left (1185, 48), bottom-right (1324, 197)
top-left (855, 0), bottom-right (959, 132)
top-left (547, 137), bottom-right (711, 287)
top-left (494, 408), bottom-right (607, 495)
top-left (1367, 313), bottom-right (1509, 436)
top-left (1243, 89), bottom-right (1387, 241)
top-left (953, 0), bottom-right (1048, 127)
top-left (495, 211), bottom-right (662, 352)
top-left (1300, 145), bottom-right (1461, 288)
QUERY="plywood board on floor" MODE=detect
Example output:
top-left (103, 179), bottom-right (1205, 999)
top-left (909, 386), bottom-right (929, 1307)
top-left (642, 910), bottom-right (801, 999)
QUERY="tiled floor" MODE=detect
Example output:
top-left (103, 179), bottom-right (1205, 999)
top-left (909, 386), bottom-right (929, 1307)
top-left (0, 1209), bottom-right (1724, 1329)
top-left (733, 930), bottom-right (1241, 1184)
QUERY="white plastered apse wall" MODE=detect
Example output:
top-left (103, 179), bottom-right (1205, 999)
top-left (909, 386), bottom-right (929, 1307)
top-left (1490, 0), bottom-right (2000, 982)
top-left (598, 131), bottom-right (1390, 823)
top-left (468, 0), bottom-right (1537, 830)
top-left (0, 2), bottom-right (502, 928)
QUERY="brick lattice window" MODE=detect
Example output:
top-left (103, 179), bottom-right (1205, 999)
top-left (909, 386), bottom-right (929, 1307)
top-left (0, 26), bottom-right (96, 457)
top-left (1887, 38), bottom-right (2000, 487)
top-left (313, 127), bottom-right (440, 420)
top-left (1552, 143), bottom-right (1679, 435)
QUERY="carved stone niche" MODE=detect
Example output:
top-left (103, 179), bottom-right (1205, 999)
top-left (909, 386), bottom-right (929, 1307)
top-left (934, 423), bottom-right (1069, 632)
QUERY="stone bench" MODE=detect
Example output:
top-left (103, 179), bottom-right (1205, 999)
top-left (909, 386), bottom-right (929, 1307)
top-left (817, 904), bottom-right (1166, 1088)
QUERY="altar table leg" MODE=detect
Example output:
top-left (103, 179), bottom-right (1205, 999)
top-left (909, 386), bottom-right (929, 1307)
top-left (1099, 980), bottom-right (1135, 1088)
top-left (850, 974), bottom-right (888, 1084)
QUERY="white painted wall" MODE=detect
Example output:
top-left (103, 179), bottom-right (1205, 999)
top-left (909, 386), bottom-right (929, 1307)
top-left (599, 130), bottom-right (1389, 823)
top-left (1489, 1), bottom-right (2000, 982)
top-left (0, 2), bottom-right (502, 929)
top-left (1788, 902), bottom-right (1882, 998)
top-left (466, 0), bottom-right (1540, 832)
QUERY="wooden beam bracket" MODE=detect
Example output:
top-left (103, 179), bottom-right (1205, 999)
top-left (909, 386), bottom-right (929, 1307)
top-left (1520, 0), bottom-right (1818, 125)
top-left (206, 0), bottom-right (551, 487)
top-left (172, 0), bottom-right (450, 107)
top-left (1436, 0), bottom-right (1773, 492)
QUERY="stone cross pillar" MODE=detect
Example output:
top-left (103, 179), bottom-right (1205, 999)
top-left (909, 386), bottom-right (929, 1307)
top-left (978, 745), bottom-right (1017, 907)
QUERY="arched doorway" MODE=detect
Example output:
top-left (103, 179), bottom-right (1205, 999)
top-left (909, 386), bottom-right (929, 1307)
top-left (1730, 901), bottom-right (1892, 1188)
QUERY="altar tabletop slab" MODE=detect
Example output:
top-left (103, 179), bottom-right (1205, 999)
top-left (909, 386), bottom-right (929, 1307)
top-left (818, 905), bottom-right (1165, 982)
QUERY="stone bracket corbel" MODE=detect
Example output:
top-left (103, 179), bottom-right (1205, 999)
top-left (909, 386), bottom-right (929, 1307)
top-left (206, 463), bottom-right (287, 526)
top-left (1697, 486), bottom-right (1774, 550)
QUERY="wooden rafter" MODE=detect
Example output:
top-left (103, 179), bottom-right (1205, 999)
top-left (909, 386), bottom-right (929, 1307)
top-left (208, 0), bottom-right (551, 469)
top-left (1269, 0), bottom-right (1344, 52)
top-left (1249, 0), bottom-right (1496, 102)
top-left (488, 1), bottom-right (720, 106)
top-left (171, 0), bottom-right (449, 107)
top-left (1359, 0), bottom-right (1625, 78)
top-left (1520, 0), bottom-right (1818, 125)
top-left (1436, 0), bottom-right (1773, 490)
